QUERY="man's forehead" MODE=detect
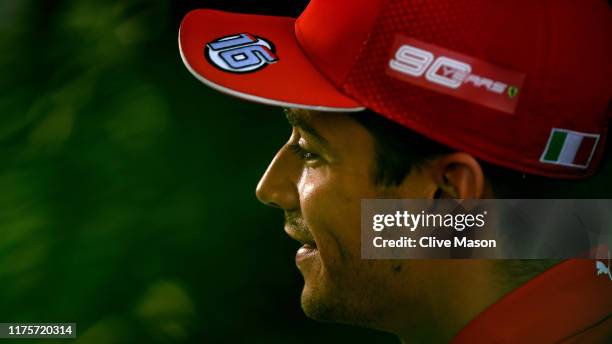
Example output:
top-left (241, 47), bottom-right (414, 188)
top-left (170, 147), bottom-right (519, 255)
top-left (284, 108), bottom-right (315, 127)
top-left (284, 108), bottom-right (333, 145)
top-left (284, 108), bottom-right (375, 152)
top-left (283, 108), bottom-right (353, 128)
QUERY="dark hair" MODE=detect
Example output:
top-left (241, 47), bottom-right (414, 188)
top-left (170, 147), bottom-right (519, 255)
top-left (349, 109), bottom-right (612, 198)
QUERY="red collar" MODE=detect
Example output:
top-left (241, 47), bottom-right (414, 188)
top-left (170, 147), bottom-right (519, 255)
top-left (452, 259), bottom-right (612, 343)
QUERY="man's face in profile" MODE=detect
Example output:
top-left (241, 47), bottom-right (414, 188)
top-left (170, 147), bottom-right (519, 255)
top-left (255, 109), bottom-right (438, 327)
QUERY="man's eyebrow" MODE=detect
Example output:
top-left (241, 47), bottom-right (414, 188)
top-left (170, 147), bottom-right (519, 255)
top-left (284, 109), bottom-right (329, 145)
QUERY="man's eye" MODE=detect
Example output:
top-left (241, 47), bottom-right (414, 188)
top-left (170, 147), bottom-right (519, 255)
top-left (288, 144), bottom-right (318, 161)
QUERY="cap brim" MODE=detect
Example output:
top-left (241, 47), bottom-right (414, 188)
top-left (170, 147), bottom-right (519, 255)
top-left (179, 9), bottom-right (364, 112)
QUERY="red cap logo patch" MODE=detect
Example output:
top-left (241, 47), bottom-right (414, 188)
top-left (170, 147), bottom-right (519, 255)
top-left (205, 33), bottom-right (278, 73)
top-left (386, 35), bottom-right (525, 114)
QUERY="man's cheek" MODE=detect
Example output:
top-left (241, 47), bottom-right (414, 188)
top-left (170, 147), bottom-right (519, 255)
top-left (298, 179), bottom-right (339, 248)
top-left (297, 167), bottom-right (329, 198)
top-left (298, 175), bottom-right (350, 218)
top-left (301, 180), bottom-right (361, 258)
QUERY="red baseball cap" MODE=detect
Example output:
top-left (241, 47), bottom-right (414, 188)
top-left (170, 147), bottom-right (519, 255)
top-left (179, 0), bottom-right (612, 179)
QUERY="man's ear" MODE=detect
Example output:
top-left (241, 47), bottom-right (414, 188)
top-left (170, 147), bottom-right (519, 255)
top-left (429, 152), bottom-right (485, 199)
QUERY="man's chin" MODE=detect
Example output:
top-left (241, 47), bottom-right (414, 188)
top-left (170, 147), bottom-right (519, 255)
top-left (299, 276), bottom-right (389, 329)
top-left (300, 283), bottom-right (338, 322)
top-left (300, 279), bottom-right (361, 325)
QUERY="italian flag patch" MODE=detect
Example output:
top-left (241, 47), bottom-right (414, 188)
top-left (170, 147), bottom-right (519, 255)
top-left (540, 128), bottom-right (599, 168)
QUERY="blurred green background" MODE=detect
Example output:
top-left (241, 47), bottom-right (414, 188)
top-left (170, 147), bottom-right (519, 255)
top-left (0, 1), bottom-right (395, 343)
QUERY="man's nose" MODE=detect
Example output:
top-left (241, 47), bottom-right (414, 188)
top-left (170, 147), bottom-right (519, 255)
top-left (255, 148), bottom-right (299, 210)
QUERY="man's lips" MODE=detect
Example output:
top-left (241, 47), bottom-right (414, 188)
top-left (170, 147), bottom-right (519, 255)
top-left (284, 226), bottom-right (318, 263)
top-left (284, 226), bottom-right (316, 247)
top-left (296, 243), bottom-right (317, 263)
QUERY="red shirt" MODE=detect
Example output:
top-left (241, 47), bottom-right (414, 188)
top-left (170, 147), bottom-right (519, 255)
top-left (452, 259), bottom-right (612, 343)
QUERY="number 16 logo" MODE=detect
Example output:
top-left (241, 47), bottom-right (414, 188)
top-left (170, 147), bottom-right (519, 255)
top-left (206, 33), bottom-right (278, 73)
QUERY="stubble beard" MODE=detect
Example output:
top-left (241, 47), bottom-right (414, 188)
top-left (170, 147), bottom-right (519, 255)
top-left (299, 254), bottom-right (390, 329)
top-left (286, 211), bottom-right (391, 329)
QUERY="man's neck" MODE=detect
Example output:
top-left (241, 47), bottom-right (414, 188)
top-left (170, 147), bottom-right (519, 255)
top-left (394, 260), bottom-right (516, 343)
